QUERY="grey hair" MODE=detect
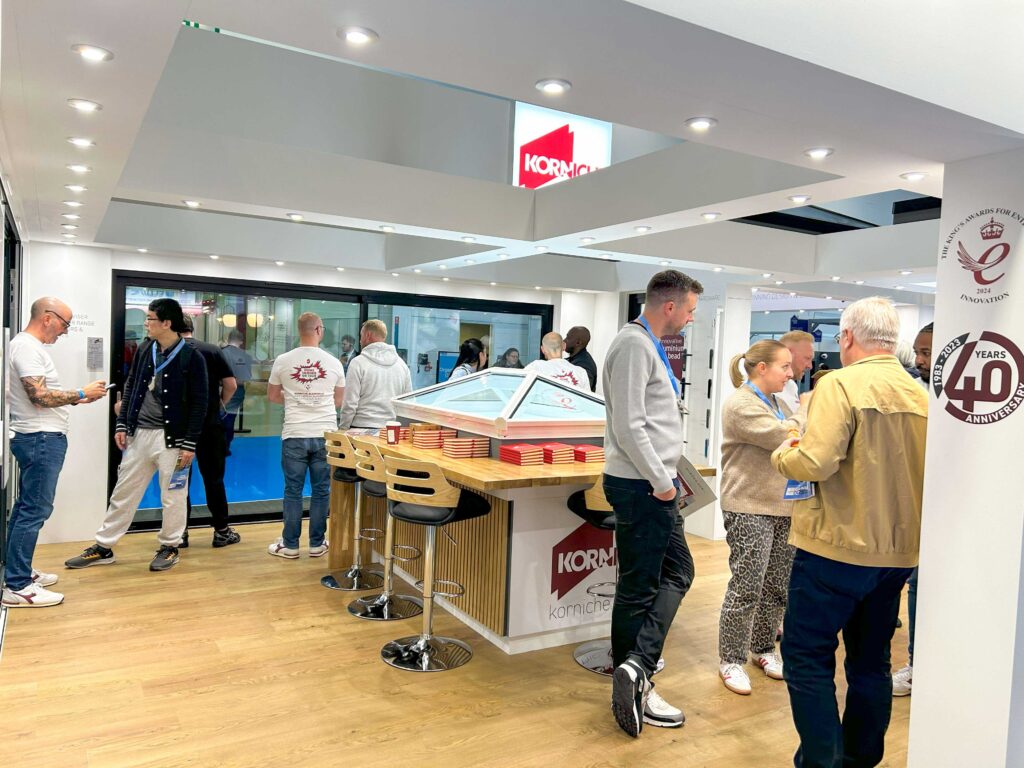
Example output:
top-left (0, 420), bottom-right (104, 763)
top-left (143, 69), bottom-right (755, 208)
top-left (839, 297), bottom-right (899, 352)
top-left (894, 340), bottom-right (915, 368)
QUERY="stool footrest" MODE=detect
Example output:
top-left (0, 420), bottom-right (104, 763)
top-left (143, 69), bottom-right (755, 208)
top-left (586, 581), bottom-right (616, 599)
top-left (392, 544), bottom-right (422, 563)
top-left (415, 577), bottom-right (465, 599)
top-left (356, 527), bottom-right (384, 543)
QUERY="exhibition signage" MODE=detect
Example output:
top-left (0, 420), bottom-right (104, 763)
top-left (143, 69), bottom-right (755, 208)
top-left (512, 103), bottom-right (612, 190)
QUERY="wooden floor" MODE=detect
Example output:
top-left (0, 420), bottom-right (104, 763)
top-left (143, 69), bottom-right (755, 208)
top-left (0, 522), bottom-right (911, 768)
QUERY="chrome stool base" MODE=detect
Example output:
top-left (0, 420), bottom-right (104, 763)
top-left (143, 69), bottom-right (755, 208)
top-left (347, 592), bottom-right (423, 621)
top-left (573, 639), bottom-right (615, 676)
top-left (381, 635), bottom-right (473, 672)
top-left (320, 566), bottom-right (384, 591)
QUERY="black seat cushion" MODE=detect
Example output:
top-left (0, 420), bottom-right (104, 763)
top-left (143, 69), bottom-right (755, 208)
top-left (391, 490), bottom-right (491, 526)
top-left (361, 479), bottom-right (387, 498)
top-left (566, 489), bottom-right (616, 530)
top-left (332, 467), bottom-right (359, 484)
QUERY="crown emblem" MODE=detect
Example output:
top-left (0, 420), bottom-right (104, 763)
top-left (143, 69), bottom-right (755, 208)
top-left (980, 217), bottom-right (1004, 241)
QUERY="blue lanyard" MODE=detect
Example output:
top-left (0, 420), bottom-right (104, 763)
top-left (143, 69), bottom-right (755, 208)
top-left (151, 338), bottom-right (184, 378)
top-left (634, 317), bottom-right (680, 396)
top-left (746, 381), bottom-right (784, 420)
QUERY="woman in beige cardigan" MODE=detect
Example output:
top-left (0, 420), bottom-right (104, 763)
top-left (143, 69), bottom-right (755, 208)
top-left (718, 340), bottom-right (808, 695)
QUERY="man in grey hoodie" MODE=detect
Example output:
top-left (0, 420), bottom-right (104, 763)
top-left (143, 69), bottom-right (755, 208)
top-left (338, 319), bottom-right (413, 430)
top-left (604, 269), bottom-right (703, 738)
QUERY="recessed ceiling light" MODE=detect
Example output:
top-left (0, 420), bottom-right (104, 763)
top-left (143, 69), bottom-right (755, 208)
top-left (442, 277), bottom-right (450, 282)
top-left (63, 200), bottom-right (83, 207)
top-left (685, 116), bottom-right (717, 132)
top-left (183, 200), bottom-right (201, 208)
top-left (439, 264), bottom-right (447, 270)
top-left (751, 287), bottom-right (758, 293)
top-left (338, 26), bottom-right (379, 45)
top-left (534, 286), bottom-right (542, 290)
top-left (64, 184), bottom-right (87, 193)
top-left (209, 254), bottom-right (219, 260)
top-left (61, 240), bottom-right (76, 246)
top-left (286, 213), bottom-right (303, 222)
top-left (601, 254), bottom-right (612, 259)
top-left (465, 259), bottom-right (476, 265)
top-left (804, 147), bottom-right (834, 160)
top-left (379, 225), bottom-right (394, 233)
top-left (762, 272), bottom-right (773, 278)
top-left (498, 253), bottom-right (509, 259)
top-left (789, 292), bottom-right (796, 297)
top-left (535, 78), bottom-right (571, 96)
top-left (826, 295), bottom-right (833, 300)
top-left (788, 194), bottom-right (811, 204)
top-left (712, 266), bottom-right (723, 272)
top-left (336, 266), bottom-right (345, 272)
top-left (634, 225), bottom-right (652, 233)
top-left (66, 164), bottom-right (91, 174)
top-left (274, 260), bottom-right (285, 266)
top-left (391, 272), bottom-right (399, 277)
top-left (67, 98), bottom-right (102, 113)
top-left (489, 281), bottom-right (497, 286)
top-left (764, 311), bottom-right (770, 315)
top-left (831, 276), bottom-right (842, 281)
top-left (900, 172), bottom-right (927, 182)
top-left (580, 236), bottom-right (595, 244)
top-left (71, 44), bottom-right (113, 62)
top-left (658, 260), bottom-right (669, 266)
top-left (775, 280), bottom-right (784, 285)
top-left (798, 309), bottom-right (805, 314)
top-left (414, 268), bottom-right (422, 273)
top-left (462, 236), bottom-right (476, 243)
top-left (895, 285), bottom-right (905, 291)
top-left (67, 137), bottom-right (94, 148)
top-left (899, 269), bottom-right (913, 275)
top-left (855, 280), bottom-right (865, 285)
top-left (136, 248), bottom-right (148, 253)
top-left (62, 213), bottom-right (81, 220)
top-left (62, 233), bottom-right (77, 238)
top-left (61, 224), bottom-right (78, 230)
top-left (701, 212), bottom-right (721, 221)
top-left (535, 246), bottom-right (548, 253)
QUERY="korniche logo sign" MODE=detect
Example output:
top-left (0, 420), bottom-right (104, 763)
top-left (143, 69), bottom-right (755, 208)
top-left (512, 103), bottom-right (612, 190)
top-left (550, 521), bottom-right (616, 600)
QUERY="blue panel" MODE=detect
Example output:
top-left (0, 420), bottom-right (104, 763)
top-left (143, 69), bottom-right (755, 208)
top-left (510, 378), bottom-right (606, 421)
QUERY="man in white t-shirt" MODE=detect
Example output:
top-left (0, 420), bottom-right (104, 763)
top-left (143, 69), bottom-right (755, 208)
top-left (777, 330), bottom-right (815, 413)
top-left (2, 297), bottom-right (107, 608)
top-left (267, 312), bottom-right (345, 559)
top-left (525, 332), bottom-right (590, 390)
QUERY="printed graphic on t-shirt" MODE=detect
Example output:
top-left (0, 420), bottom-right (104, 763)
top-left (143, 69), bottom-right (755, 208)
top-left (551, 369), bottom-right (582, 388)
top-left (290, 359), bottom-right (328, 388)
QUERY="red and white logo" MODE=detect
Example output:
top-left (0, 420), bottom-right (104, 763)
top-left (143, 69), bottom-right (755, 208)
top-left (518, 124), bottom-right (598, 190)
top-left (933, 331), bottom-right (1024, 425)
top-left (550, 522), bottom-right (615, 599)
top-left (941, 207), bottom-right (1021, 304)
top-left (290, 359), bottom-right (328, 389)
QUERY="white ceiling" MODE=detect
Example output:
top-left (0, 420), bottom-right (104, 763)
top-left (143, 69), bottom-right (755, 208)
top-left (2, 0), bottom-right (1021, 301)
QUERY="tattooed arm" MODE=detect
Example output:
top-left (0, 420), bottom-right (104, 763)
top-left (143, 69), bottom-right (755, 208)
top-left (21, 376), bottom-right (106, 407)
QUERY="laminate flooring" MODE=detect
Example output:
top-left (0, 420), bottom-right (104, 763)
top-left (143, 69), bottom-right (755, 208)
top-left (0, 522), bottom-right (911, 767)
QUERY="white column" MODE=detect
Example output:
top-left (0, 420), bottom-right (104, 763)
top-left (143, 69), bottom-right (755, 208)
top-left (908, 147), bottom-right (1024, 767)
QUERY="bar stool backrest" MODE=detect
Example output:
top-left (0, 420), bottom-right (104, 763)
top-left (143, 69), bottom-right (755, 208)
top-left (325, 431), bottom-right (358, 469)
top-left (383, 456), bottom-right (461, 508)
top-left (584, 483), bottom-right (613, 514)
top-left (353, 442), bottom-right (387, 483)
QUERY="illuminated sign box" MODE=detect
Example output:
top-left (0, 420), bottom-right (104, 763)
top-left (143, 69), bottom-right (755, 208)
top-left (512, 103), bottom-right (612, 190)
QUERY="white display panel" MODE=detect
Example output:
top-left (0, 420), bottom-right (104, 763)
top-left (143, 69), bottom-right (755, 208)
top-left (511, 102), bottom-right (612, 190)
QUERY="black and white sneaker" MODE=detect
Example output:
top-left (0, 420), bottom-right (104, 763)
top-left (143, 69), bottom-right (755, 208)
top-left (611, 658), bottom-right (650, 738)
top-left (212, 527), bottom-right (241, 548)
top-left (64, 544), bottom-right (115, 569)
top-left (643, 687), bottom-right (685, 728)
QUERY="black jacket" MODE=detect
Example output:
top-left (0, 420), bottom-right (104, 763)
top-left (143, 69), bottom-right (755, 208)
top-left (116, 337), bottom-right (208, 451)
top-left (568, 348), bottom-right (598, 393)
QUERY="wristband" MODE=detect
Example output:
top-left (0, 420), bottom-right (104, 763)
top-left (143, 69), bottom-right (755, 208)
top-left (77, 389), bottom-right (86, 400)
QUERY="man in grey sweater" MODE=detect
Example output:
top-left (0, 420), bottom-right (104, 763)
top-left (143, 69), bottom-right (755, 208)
top-left (604, 269), bottom-right (703, 738)
top-left (338, 319), bottom-right (413, 430)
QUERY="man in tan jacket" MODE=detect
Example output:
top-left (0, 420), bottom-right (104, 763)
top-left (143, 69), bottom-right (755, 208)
top-left (771, 297), bottom-right (927, 768)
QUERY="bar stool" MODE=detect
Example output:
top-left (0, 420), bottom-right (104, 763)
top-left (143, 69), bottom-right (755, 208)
top-left (347, 442), bottom-right (423, 621)
top-left (320, 432), bottom-right (384, 592)
top-left (379, 456), bottom-right (490, 672)
top-left (567, 483), bottom-right (618, 676)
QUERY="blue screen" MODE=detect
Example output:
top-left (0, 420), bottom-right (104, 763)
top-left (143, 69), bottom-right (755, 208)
top-left (437, 351), bottom-right (459, 383)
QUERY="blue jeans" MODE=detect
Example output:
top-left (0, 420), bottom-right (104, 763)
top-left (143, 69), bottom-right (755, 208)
top-left (783, 549), bottom-right (913, 768)
top-left (906, 567), bottom-right (918, 663)
top-left (5, 432), bottom-right (68, 590)
top-left (603, 474), bottom-right (694, 676)
top-left (280, 437), bottom-right (330, 549)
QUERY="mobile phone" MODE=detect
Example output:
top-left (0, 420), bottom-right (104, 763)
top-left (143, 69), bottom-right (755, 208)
top-left (105, 382), bottom-right (117, 391)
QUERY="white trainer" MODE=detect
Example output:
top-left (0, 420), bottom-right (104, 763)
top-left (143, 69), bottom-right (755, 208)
top-left (31, 568), bottom-right (59, 587)
top-left (892, 664), bottom-right (913, 697)
top-left (308, 541), bottom-right (330, 558)
top-left (754, 651), bottom-right (785, 680)
top-left (720, 662), bottom-right (752, 695)
top-left (2, 583), bottom-right (64, 608)
top-left (267, 538), bottom-right (300, 559)
top-left (643, 686), bottom-right (685, 728)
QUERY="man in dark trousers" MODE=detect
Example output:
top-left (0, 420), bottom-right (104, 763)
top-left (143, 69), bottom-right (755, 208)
top-left (603, 270), bottom-right (703, 737)
top-left (180, 316), bottom-right (240, 548)
top-left (564, 326), bottom-right (598, 392)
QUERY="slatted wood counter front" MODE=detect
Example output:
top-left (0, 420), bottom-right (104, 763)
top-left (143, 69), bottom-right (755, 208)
top-left (326, 435), bottom-right (715, 652)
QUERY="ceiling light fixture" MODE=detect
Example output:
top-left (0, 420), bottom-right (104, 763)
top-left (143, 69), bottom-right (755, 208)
top-left (826, 295), bottom-right (833, 300)
top-left (534, 286), bottom-right (542, 290)
top-left (183, 200), bottom-right (201, 208)
top-left (634, 225), bottom-right (652, 233)
top-left (465, 259), bottom-right (476, 265)
top-left (439, 264), bottom-right (448, 270)
top-left (798, 309), bottom-right (805, 314)
top-left (462, 236), bottom-right (476, 243)
top-left (498, 253), bottom-right (508, 259)
top-left (535, 78), bottom-right (571, 96)
top-left (489, 281), bottom-right (497, 286)
top-left (62, 233), bottom-right (77, 238)
top-left (67, 137), bottom-right (94, 148)
top-left (338, 26), bottom-right (379, 45)
top-left (855, 280), bottom-right (865, 285)
top-left (580, 236), bottom-right (595, 244)
top-left (762, 272), bottom-right (773, 278)
top-left (788, 194), bottom-right (811, 204)
top-left (442, 277), bottom-right (450, 282)
top-left (66, 164), bottom-right (91, 174)
top-left (535, 246), bottom-right (548, 253)
top-left (775, 280), bottom-right (784, 285)
top-left (391, 272), bottom-right (399, 277)
top-left (209, 254), bottom-right (219, 260)
top-left (764, 311), bottom-right (770, 315)
top-left (701, 212), bottom-right (721, 221)
top-left (804, 147), bottom-right (834, 160)
top-left (61, 224), bottom-right (78, 230)
top-left (336, 266), bottom-right (345, 272)
top-left (67, 99), bottom-right (102, 113)
top-left (61, 240), bottom-right (76, 246)
top-left (414, 269), bottom-right (422, 273)
top-left (62, 213), bottom-right (80, 220)
top-left (831, 275), bottom-right (842, 281)
top-left (287, 213), bottom-right (303, 222)
top-left (64, 184), bottom-right (87, 193)
top-left (899, 269), bottom-right (913, 276)
top-left (71, 44), bottom-right (113, 62)
top-left (379, 225), bottom-right (394, 233)
top-left (659, 260), bottom-right (670, 266)
top-left (274, 260), bottom-right (285, 266)
top-left (685, 116), bottom-right (717, 132)
top-left (895, 285), bottom-right (905, 291)
top-left (601, 254), bottom-right (612, 259)
top-left (63, 200), bottom-right (83, 207)
top-left (900, 172), bottom-right (927, 182)
top-left (751, 287), bottom-right (758, 293)
top-left (137, 248), bottom-right (148, 253)
top-left (789, 292), bottom-right (796, 297)
top-left (712, 267), bottom-right (723, 272)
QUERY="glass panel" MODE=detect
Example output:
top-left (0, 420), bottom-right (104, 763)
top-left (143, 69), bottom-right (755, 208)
top-left (400, 370), bottom-right (524, 416)
top-left (510, 377), bottom-right (606, 421)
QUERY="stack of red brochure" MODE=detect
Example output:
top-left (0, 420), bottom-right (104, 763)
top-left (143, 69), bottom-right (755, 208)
top-left (537, 442), bottom-right (575, 464)
top-left (443, 437), bottom-right (490, 458)
top-left (499, 443), bottom-right (544, 465)
top-left (573, 444), bottom-right (605, 463)
top-left (412, 430), bottom-right (444, 449)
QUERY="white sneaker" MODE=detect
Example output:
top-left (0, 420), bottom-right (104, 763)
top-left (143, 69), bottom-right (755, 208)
top-left (643, 686), bottom-right (685, 728)
top-left (719, 662), bottom-right (752, 695)
top-left (2, 583), bottom-right (64, 608)
top-left (267, 538), bottom-right (299, 559)
top-left (31, 568), bottom-right (59, 587)
top-left (753, 650), bottom-right (785, 680)
top-left (892, 664), bottom-right (912, 697)
top-left (308, 541), bottom-right (330, 558)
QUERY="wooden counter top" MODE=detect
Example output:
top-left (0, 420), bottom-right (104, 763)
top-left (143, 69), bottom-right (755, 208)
top-left (348, 434), bottom-right (715, 493)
